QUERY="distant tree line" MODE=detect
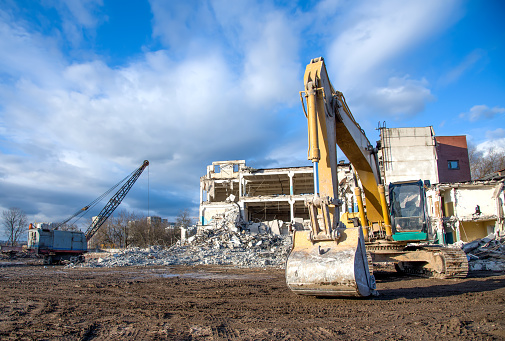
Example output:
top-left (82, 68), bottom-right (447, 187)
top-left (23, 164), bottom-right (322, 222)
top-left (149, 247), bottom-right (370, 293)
top-left (1, 207), bottom-right (194, 249)
top-left (84, 209), bottom-right (194, 249)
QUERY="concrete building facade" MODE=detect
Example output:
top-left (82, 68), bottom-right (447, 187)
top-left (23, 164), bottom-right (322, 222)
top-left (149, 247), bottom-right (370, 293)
top-left (379, 126), bottom-right (439, 185)
top-left (379, 127), bottom-right (471, 186)
top-left (199, 160), bottom-right (358, 231)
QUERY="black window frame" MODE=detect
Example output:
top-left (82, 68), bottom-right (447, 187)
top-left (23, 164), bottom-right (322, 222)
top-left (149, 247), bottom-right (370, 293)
top-left (447, 160), bottom-right (460, 170)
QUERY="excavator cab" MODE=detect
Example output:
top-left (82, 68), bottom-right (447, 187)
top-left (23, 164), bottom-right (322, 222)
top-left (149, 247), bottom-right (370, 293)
top-left (388, 180), bottom-right (428, 241)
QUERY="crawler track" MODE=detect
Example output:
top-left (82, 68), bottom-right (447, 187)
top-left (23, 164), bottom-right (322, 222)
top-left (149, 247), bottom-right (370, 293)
top-left (396, 247), bottom-right (469, 279)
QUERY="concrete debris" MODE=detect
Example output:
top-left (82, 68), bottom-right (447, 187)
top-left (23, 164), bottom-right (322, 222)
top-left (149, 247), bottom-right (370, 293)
top-left (459, 233), bottom-right (505, 271)
top-left (207, 206), bottom-right (244, 233)
top-left (79, 208), bottom-right (292, 269)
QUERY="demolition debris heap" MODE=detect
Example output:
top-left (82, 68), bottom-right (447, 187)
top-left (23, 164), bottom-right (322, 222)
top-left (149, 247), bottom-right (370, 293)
top-left (460, 233), bottom-right (505, 271)
top-left (81, 208), bottom-right (505, 271)
top-left (84, 208), bottom-right (292, 268)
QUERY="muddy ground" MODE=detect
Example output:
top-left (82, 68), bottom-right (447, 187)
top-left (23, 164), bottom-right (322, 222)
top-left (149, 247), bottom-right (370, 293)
top-left (0, 263), bottom-right (504, 340)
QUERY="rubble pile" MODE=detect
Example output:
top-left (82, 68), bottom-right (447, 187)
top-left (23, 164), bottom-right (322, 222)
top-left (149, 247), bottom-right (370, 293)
top-left (208, 206), bottom-right (243, 232)
top-left (460, 233), bottom-right (505, 271)
top-left (83, 208), bottom-right (292, 269)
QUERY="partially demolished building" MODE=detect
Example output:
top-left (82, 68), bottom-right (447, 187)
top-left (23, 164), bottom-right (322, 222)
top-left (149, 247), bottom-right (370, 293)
top-left (377, 126), bottom-right (504, 242)
top-left (426, 181), bottom-right (504, 243)
top-left (199, 127), bottom-right (504, 243)
top-left (199, 160), bottom-right (357, 234)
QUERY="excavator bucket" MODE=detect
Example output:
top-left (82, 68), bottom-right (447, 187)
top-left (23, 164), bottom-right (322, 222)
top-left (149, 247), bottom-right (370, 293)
top-left (286, 227), bottom-right (376, 297)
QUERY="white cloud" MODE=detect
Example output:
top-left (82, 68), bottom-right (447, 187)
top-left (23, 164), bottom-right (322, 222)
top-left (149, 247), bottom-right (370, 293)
top-left (480, 129), bottom-right (505, 153)
top-left (62, 0), bottom-right (103, 28)
top-left (327, 0), bottom-right (459, 91)
top-left (319, 0), bottom-right (460, 120)
top-left (485, 128), bottom-right (505, 141)
top-left (0, 9), bottom-right (65, 87)
top-left (46, 0), bottom-right (105, 45)
top-left (240, 13), bottom-right (300, 105)
top-left (465, 105), bottom-right (505, 122)
top-left (361, 76), bottom-right (435, 117)
top-left (149, 0), bottom-right (218, 53)
top-left (0, 3), bottom-right (302, 224)
top-left (314, 0), bottom-right (343, 16)
top-left (475, 138), bottom-right (505, 154)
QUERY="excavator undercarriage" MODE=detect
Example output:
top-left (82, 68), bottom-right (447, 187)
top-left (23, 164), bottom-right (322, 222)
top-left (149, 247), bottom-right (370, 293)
top-left (368, 243), bottom-right (469, 279)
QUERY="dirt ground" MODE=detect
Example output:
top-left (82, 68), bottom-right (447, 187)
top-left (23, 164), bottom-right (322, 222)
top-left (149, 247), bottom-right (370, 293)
top-left (0, 263), bottom-right (504, 341)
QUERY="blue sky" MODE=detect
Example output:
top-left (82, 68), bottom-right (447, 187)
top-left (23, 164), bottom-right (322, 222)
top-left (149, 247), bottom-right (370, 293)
top-left (0, 0), bottom-right (504, 236)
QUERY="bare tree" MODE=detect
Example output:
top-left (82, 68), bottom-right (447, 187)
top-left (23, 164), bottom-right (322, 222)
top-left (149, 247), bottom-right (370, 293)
top-left (87, 210), bottom-right (190, 249)
top-left (469, 146), bottom-right (505, 180)
top-left (128, 217), bottom-right (149, 247)
top-left (175, 209), bottom-right (194, 228)
top-left (113, 210), bottom-right (133, 248)
top-left (2, 207), bottom-right (27, 246)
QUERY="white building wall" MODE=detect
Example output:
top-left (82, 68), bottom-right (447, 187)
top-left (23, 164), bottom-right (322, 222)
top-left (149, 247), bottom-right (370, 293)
top-left (453, 187), bottom-right (496, 218)
top-left (381, 126), bottom-right (439, 185)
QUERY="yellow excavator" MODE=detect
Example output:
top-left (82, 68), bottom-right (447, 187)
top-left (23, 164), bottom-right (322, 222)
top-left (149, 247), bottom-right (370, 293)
top-left (285, 57), bottom-right (468, 297)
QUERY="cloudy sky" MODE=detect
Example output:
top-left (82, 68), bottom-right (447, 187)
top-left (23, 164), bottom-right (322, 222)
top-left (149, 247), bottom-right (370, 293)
top-left (1, 0), bottom-right (504, 236)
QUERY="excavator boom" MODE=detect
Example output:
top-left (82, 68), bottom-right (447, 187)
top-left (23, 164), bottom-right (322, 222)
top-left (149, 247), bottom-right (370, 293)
top-left (286, 58), bottom-right (376, 297)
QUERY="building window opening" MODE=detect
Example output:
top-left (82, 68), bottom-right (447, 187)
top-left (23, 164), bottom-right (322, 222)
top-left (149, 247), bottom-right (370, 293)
top-left (233, 164), bottom-right (239, 172)
top-left (448, 160), bottom-right (460, 170)
top-left (214, 165), bottom-right (221, 173)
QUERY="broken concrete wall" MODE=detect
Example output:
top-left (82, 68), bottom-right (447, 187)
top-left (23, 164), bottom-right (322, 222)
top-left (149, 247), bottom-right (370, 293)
top-left (426, 182), bottom-right (505, 243)
top-left (450, 187), bottom-right (496, 218)
top-left (246, 220), bottom-right (289, 235)
top-left (199, 203), bottom-right (237, 226)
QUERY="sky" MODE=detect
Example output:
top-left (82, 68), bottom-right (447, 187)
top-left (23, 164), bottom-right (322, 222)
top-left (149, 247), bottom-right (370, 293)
top-left (0, 0), bottom-right (504, 237)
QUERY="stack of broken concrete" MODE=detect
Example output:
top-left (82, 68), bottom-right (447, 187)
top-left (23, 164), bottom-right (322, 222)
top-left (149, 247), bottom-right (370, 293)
top-left (459, 233), bottom-right (505, 271)
top-left (83, 207), bottom-right (292, 269)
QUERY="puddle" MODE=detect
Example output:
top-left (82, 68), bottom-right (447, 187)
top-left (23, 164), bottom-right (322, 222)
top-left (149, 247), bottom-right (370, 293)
top-left (156, 273), bottom-right (180, 278)
top-left (151, 270), bottom-right (274, 281)
top-left (68, 268), bottom-right (275, 281)
top-left (0, 262), bottom-right (27, 268)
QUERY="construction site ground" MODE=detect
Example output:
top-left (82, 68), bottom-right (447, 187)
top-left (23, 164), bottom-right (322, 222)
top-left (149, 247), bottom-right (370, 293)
top-left (1, 263), bottom-right (504, 340)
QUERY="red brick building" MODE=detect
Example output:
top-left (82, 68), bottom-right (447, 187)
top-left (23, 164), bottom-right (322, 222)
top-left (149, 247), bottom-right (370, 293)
top-left (435, 136), bottom-right (471, 183)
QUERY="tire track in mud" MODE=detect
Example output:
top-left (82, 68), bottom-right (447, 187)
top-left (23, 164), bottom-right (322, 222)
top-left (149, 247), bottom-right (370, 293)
top-left (0, 266), bottom-right (504, 340)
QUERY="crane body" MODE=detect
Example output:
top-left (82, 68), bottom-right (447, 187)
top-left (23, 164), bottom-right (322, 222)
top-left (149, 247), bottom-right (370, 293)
top-left (286, 58), bottom-right (468, 297)
top-left (27, 160), bottom-right (149, 264)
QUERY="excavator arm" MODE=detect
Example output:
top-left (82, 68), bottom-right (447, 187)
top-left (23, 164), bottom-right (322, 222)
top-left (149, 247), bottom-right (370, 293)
top-left (286, 58), bottom-right (379, 297)
top-left (304, 58), bottom-right (385, 229)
